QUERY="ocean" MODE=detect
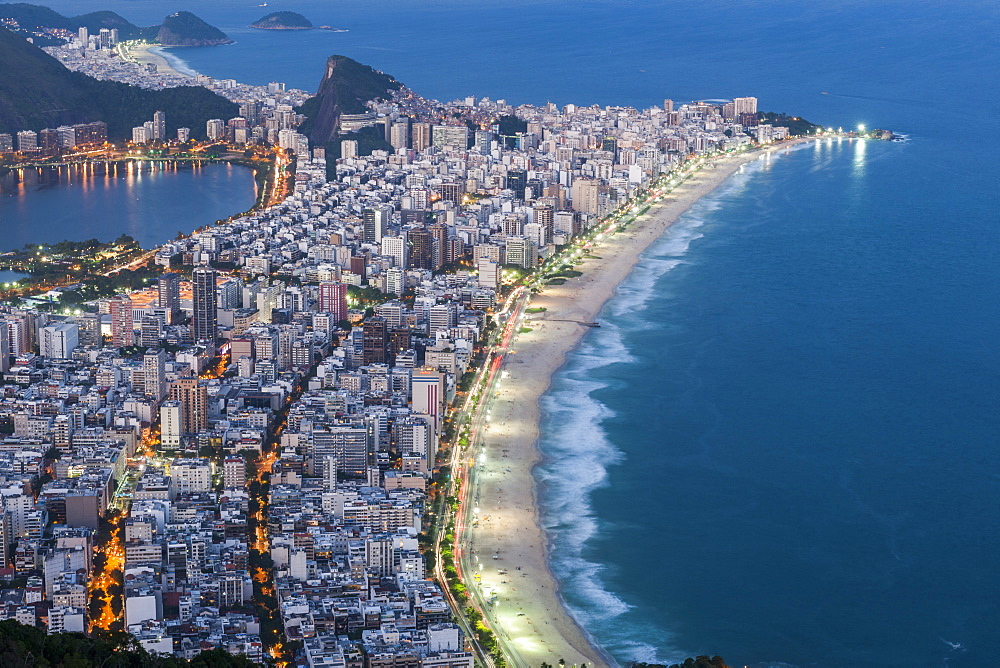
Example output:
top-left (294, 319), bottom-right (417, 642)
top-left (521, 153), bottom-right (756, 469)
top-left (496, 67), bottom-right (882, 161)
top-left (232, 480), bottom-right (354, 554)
top-left (38, 1), bottom-right (1000, 665)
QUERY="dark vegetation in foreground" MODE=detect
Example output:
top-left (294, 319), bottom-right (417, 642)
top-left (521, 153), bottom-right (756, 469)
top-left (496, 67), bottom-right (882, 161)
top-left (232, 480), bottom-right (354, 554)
top-left (0, 26), bottom-right (236, 137)
top-left (0, 619), bottom-right (259, 667)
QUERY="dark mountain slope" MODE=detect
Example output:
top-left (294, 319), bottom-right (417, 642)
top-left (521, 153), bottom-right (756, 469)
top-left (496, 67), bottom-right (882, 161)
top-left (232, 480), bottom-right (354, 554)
top-left (0, 26), bottom-right (236, 138)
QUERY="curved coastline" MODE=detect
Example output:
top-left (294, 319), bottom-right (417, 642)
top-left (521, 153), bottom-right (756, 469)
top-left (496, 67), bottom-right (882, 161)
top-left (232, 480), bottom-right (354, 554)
top-left (151, 46), bottom-right (203, 78)
top-left (466, 139), bottom-right (814, 667)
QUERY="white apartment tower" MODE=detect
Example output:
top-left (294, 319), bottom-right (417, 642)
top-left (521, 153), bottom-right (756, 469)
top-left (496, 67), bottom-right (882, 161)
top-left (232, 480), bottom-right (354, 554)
top-left (39, 323), bottom-right (79, 359)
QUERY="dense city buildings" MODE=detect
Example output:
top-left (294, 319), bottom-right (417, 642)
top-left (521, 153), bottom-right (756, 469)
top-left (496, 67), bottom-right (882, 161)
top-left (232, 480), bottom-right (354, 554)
top-left (191, 267), bottom-right (218, 343)
top-left (0, 30), bottom-right (794, 665)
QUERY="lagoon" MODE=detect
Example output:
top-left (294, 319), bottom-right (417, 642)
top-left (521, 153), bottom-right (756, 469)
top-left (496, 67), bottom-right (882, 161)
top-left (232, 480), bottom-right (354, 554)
top-left (0, 161), bottom-right (257, 250)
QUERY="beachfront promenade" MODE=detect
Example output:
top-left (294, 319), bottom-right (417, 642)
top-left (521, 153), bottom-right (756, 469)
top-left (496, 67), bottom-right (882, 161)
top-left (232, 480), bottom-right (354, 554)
top-left (448, 140), bottom-right (814, 668)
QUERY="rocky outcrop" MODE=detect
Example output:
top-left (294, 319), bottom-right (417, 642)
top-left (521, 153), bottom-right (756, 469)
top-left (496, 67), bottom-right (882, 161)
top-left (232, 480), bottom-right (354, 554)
top-left (298, 55), bottom-right (403, 145)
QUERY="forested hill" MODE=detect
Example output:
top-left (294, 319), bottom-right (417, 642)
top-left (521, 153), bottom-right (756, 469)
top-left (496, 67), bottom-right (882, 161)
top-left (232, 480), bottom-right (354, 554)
top-left (0, 2), bottom-right (156, 39)
top-left (0, 4), bottom-right (230, 45)
top-left (0, 26), bottom-right (237, 138)
top-left (156, 11), bottom-right (232, 46)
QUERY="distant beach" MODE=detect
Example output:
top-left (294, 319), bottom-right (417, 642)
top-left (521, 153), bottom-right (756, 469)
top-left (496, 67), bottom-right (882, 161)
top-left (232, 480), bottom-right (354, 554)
top-left (123, 42), bottom-right (200, 79)
top-left (463, 139), bottom-right (811, 667)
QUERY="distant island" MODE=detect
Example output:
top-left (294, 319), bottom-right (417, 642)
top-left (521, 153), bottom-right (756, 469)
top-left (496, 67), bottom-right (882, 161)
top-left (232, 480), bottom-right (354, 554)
top-left (250, 11), bottom-right (314, 30)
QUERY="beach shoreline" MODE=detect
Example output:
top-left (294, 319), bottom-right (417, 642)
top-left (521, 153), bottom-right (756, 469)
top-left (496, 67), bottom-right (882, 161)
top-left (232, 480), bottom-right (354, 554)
top-left (463, 139), bottom-right (811, 667)
top-left (122, 42), bottom-right (193, 79)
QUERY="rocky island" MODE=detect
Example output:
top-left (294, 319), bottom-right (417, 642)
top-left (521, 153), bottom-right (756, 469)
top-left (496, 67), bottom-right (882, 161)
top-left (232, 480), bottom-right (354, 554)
top-left (156, 11), bottom-right (233, 46)
top-left (250, 11), bottom-right (314, 30)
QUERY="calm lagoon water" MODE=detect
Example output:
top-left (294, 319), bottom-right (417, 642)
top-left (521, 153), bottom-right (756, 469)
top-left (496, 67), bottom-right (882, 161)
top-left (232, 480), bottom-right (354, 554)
top-left (0, 161), bottom-right (256, 249)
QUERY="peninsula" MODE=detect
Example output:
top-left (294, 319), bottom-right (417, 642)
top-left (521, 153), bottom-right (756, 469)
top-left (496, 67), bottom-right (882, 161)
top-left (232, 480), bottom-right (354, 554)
top-left (249, 11), bottom-right (314, 30)
top-left (156, 11), bottom-right (232, 46)
top-left (0, 33), bottom-right (847, 668)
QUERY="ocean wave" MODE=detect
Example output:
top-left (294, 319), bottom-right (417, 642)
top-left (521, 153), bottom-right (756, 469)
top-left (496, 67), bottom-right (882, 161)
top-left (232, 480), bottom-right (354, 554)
top-left (154, 47), bottom-right (202, 78)
top-left (534, 160), bottom-right (781, 664)
top-left (603, 169), bottom-right (756, 324)
top-left (537, 321), bottom-right (687, 663)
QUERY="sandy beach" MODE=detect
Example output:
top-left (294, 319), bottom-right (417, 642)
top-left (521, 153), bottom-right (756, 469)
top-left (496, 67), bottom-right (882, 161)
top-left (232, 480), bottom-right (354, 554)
top-left (462, 140), bottom-right (809, 667)
top-left (123, 43), bottom-right (190, 79)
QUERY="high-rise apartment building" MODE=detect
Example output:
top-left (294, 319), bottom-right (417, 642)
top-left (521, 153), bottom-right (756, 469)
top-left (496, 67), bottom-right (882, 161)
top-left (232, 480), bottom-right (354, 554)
top-left (363, 207), bottom-right (390, 244)
top-left (474, 130), bottom-right (493, 155)
top-left (389, 121), bottom-right (409, 150)
top-left (385, 268), bottom-right (405, 297)
top-left (733, 96), bottom-right (758, 116)
top-left (381, 236), bottom-right (407, 268)
top-left (160, 401), bottom-right (183, 447)
top-left (143, 349), bottom-right (166, 401)
top-left (534, 203), bottom-right (555, 241)
top-left (0, 324), bottom-right (9, 373)
top-left (506, 169), bottom-right (527, 199)
top-left (206, 119), bottom-right (226, 141)
top-left (406, 229), bottom-right (433, 270)
top-left (192, 267), bottom-right (218, 343)
top-left (505, 237), bottom-right (538, 270)
top-left (571, 178), bottom-right (601, 215)
top-left (310, 427), bottom-right (370, 477)
top-left (411, 366), bottom-right (444, 437)
top-left (152, 110), bottom-right (166, 141)
top-left (431, 125), bottom-right (468, 151)
top-left (139, 315), bottom-right (163, 347)
top-left (362, 317), bottom-right (388, 365)
top-left (411, 123), bottom-right (432, 151)
top-left (169, 377), bottom-right (208, 435)
top-left (39, 323), bottom-right (79, 359)
top-left (16, 131), bottom-right (37, 152)
top-left (109, 295), bottom-right (134, 348)
top-left (429, 224), bottom-right (448, 271)
top-left (318, 282), bottom-right (348, 322)
top-left (158, 272), bottom-right (181, 318)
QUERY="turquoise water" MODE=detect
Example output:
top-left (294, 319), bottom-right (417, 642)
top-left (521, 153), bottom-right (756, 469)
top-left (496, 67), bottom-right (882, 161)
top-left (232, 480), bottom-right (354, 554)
top-left (0, 161), bottom-right (257, 250)
top-left (38, 1), bottom-right (1000, 665)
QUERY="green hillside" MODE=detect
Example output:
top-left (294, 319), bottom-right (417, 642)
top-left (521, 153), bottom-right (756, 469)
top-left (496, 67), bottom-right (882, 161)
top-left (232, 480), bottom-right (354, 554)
top-left (0, 26), bottom-right (237, 138)
top-left (0, 3), bottom-right (154, 40)
top-left (0, 4), bottom-right (225, 43)
top-left (758, 111), bottom-right (823, 135)
top-left (157, 11), bottom-right (232, 46)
